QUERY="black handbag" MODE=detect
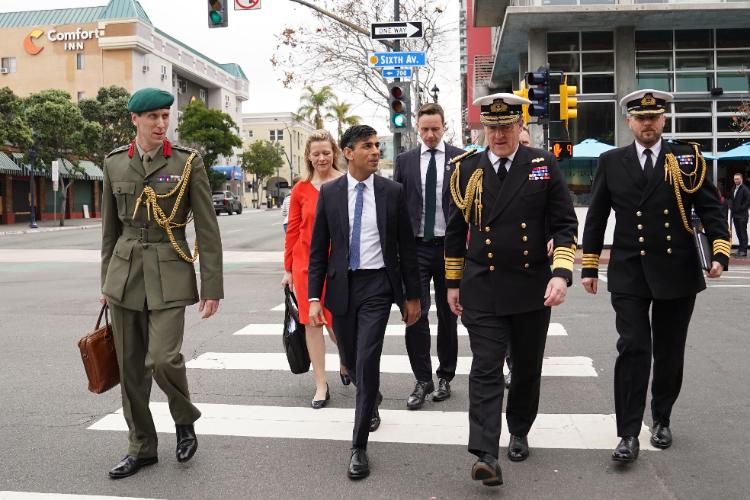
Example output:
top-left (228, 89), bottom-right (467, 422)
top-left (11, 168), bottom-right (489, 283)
top-left (283, 285), bottom-right (310, 374)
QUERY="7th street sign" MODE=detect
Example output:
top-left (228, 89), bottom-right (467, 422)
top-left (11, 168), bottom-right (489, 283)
top-left (368, 51), bottom-right (426, 68)
top-left (370, 21), bottom-right (423, 40)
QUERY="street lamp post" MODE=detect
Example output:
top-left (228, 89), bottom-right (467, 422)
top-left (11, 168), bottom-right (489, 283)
top-left (28, 133), bottom-right (38, 229)
top-left (430, 84), bottom-right (440, 103)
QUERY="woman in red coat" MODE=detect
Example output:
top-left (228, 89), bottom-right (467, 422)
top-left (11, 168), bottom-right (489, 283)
top-left (282, 130), bottom-right (347, 408)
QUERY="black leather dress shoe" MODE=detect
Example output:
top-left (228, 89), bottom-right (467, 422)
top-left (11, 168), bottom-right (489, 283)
top-left (311, 384), bottom-right (330, 409)
top-left (612, 436), bottom-right (639, 463)
top-left (176, 424), bottom-right (198, 463)
top-left (340, 370), bottom-right (351, 386)
top-left (406, 380), bottom-right (435, 410)
top-left (650, 423), bottom-right (672, 449)
top-left (507, 434), bottom-right (529, 461)
top-left (347, 448), bottom-right (370, 480)
top-left (369, 407), bottom-right (381, 432)
top-left (432, 378), bottom-right (451, 402)
top-left (471, 453), bottom-right (503, 487)
top-left (108, 455), bottom-right (158, 479)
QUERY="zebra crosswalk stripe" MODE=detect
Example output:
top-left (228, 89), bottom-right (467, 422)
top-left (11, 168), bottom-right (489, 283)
top-left (233, 323), bottom-right (568, 337)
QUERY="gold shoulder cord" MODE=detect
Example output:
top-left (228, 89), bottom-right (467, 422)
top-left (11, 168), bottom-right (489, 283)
top-left (450, 163), bottom-right (484, 228)
top-left (664, 144), bottom-right (706, 235)
top-left (132, 152), bottom-right (199, 263)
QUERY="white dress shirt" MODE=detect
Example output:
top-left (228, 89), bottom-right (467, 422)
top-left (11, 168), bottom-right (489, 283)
top-left (348, 172), bottom-right (385, 270)
top-left (418, 141), bottom-right (446, 237)
top-left (487, 146), bottom-right (519, 173)
top-left (635, 140), bottom-right (662, 171)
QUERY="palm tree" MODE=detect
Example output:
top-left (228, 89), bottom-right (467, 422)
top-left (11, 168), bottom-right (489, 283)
top-left (325, 98), bottom-right (362, 141)
top-left (297, 85), bottom-right (335, 129)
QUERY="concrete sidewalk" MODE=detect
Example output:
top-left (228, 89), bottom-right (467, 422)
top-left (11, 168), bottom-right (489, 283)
top-left (0, 218), bottom-right (101, 236)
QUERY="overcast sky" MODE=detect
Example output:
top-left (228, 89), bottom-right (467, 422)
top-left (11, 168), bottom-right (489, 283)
top-left (1, 0), bottom-right (461, 140)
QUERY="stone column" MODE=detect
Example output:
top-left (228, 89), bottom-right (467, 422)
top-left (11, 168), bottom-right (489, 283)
top-left (615, 26), bottom-right (636, 147)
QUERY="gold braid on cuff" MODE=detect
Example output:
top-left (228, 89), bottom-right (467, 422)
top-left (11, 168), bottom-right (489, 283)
top-left (581, 253), bottom-right (600, 269)
top-left (445, 257), bottom-right (465, 280)
top-left (552, 245), bottom-right (576, 272)
top-left (713, 239), bottom-right (731, 258)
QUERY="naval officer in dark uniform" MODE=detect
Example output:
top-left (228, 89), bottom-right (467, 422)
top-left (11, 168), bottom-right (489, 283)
top-left (581, 89), bottom-right (730, 463)
top-left (445, 93), bottom-right (578, 487)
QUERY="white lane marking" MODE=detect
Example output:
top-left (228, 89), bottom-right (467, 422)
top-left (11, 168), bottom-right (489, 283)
top-left (187, 353), bottom-right (596, 377)
top-left (270, 303), bottom-right (437, 312)
top-left (88, 402), bottom-right (656, 450)
top-left (233, 323), bottom-right (567, 337)
top-left (708, 284), bottom-right (750, 288)
top-left (0, 493), bottom-right (164, 500)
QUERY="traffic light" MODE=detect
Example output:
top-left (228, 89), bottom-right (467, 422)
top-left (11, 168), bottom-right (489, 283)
top-left (551, 140), bottom-right (573, 160)
top-left (208, 0), bottom-right (228, 28)
top-left (387, 82), bottom-right (411, 132)
top-left (513, 86), bottom-right (531, 125)
top-left (560, 80), bottom-right (577, 125)
top-left (525, 68), bottom-right (550, 118)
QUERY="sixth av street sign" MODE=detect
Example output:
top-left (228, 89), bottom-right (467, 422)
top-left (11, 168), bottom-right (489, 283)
top-left (370, 21), bottom-right (423, 40)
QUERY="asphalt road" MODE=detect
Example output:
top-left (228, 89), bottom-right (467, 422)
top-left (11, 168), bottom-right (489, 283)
top-left (0, 208), bottom-right (748, 500)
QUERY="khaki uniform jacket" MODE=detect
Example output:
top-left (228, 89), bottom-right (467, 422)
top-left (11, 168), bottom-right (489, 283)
top-left (100, 142), bottom-right (223, 311)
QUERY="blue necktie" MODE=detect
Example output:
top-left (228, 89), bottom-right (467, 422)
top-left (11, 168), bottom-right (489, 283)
top-left (349, 182), bottom-right (365, 270)
top-left (423, 149), bottom-right (437, 241)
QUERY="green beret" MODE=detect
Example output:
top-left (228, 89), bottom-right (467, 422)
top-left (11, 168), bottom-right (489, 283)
top-left (127, 88), bottom-right (174, 113)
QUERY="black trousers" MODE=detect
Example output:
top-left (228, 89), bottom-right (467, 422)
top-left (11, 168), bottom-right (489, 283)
top-left (733, 216), bottom-right (748, 254)
top-left (610, 292), bottom-right (696, 437)
top-left (462, 306), bottom-right (550, 459)
top-left (333, 269), bottom-right (393, 449)
top-left (405, 239), bottom-right (458, 382)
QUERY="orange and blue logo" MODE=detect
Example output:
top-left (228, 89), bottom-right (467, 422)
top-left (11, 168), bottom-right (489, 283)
top-left (24, 29), bottom-right (44, 55)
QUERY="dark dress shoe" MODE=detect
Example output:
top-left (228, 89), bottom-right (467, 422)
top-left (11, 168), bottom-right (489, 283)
top-left (108, 455), bottom-right (157, 479)
top-left (612, 436), bottom-right (639, 463)
top-left (311, 384), bottom-right (330, 409)
top-left (175, 424), bottom-right (198, 463)
top-left (471, 453), bottom-right (503, 487)
top-left (347, 448), bottom-right (370, 480)
top-left (650, 423), bottom-right (672, 449)
top-left (340, 370), bottom-right (351, 386)
top-left (432, 378), bottom-right (451, 402)
top-left (508, 434), bottom-right (529, 461)
top-left (369, 407), bottom-right (381, 432)
top-left (504, 371), bottom-right (512, 389)
top-left (406, 380), bottom-right (435, 410)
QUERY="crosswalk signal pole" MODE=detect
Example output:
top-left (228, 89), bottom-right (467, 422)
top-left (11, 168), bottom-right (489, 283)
top-left (392, 0), bottom-right (402, 156)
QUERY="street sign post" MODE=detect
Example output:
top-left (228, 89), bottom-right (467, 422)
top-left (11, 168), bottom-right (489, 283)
top-left (234, 0), bottom-right (260, 9)
top-left (382, 68), bottom-right (412, 79)
top-left (370, 21), bottom-right (423, 40)
top-left (368, 51), bottom-right (426, 68)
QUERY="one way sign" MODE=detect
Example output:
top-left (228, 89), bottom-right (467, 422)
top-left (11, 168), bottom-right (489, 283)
top-left (370, 21), bottom-right (423, 40)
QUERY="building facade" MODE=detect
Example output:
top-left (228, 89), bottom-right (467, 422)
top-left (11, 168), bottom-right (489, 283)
top-left (472, 0), bottom-right (750, 204)
top-left (0, 0), bottom-right (249, 223)
top-left (240, 112), bottom-right (317, 207)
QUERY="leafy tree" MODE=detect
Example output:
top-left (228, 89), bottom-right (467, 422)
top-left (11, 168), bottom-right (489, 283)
top-left (241, 140), bottom-right (284, 202)
top-left (0, 87), bottom-right (32, 150)
top-left (78, 86), bottom-right (134, 166)
top-left (297, 85), bottom-right (335, 129)
top-left (206, 168), bottom-right (229, 191)
top-left (731, 98), bottom-right (750, 133)
top-left (325, 97), bottom-right (361, 141)
top-left (23, 89), bottom-right (100, 226)
top-left (177, 100), bottom-right (242, 167)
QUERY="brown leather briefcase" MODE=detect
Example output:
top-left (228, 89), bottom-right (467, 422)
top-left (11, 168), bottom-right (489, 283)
top-left (78, 304), bottom-right (120, 394)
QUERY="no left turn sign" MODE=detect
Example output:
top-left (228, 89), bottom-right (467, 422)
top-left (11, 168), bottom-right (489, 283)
top-left (235, 0), bottom-right (261, 10)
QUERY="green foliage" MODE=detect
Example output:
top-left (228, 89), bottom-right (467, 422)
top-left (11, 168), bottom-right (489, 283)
top-left (241, 140), bottom-right (284, 181)
top-left (78, 86), bottom-right (134, 165)
top-left (0, 87), bottom-right (32, 150)
top-left (177, 100), bottom-right (242, 167)
top-left (206, 168), bottom-right (228, 191)
top-left (297, 85), bottom-right (335, 129)
top-left (325, 97), bottom-right (361, 141)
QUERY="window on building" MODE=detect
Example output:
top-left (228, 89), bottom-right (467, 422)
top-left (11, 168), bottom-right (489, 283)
top-left (269, 129), bottom-right (284, 142)
top-left (636, 29), bottom-right (750, 94)
top-left (547, 31), bottom-right (614, 94)
top-left (77, 91), bottom-right (85, 102)
top-left (199, 89), bottom-right (207, 102)
top-left (177, 79), bottom-right (187, 94)
top-left (0, 57), bottom-right (16, 73)
top-left (225, 95), bottom-right (230, 110)
top-left (76, 53), bottom-right (85, 70)
top-left (248, 130), bottom-right (254, 138)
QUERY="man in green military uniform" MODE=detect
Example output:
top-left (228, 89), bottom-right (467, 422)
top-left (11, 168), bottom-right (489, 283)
top-left (100, 88), bottom-right (223, 479)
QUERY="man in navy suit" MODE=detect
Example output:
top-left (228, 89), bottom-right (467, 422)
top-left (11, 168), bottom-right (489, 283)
top-left (308, 124), bottom-right (421, 480)
top-left (394, 103), bottom-right (465, 409)
top-left (730, 172), bottom-right (749, 256)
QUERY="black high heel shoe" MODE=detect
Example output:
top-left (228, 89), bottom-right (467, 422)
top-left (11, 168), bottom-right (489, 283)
top-left (340, 369), bottom-right (351, 386)
top-left (311, 384), bottom-right (330, 409)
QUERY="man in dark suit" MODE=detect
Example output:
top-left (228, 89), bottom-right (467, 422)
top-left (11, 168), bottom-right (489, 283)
top-left (729, 172), bottom-right (749, 256)
top-left (445, 93), bottom-right (578, 487)
top-left (308, 124), bottom-right (421, 480)
top-left (393, 103), bottom-right (465, 409)
top-left (582, 89), bottom-right (730, 463)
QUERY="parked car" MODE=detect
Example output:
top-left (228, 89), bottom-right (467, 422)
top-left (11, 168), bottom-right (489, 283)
top-left (212, 191), bottom-right (243, 215)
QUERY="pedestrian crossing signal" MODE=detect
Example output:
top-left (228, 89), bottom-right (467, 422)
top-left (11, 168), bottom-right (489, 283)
top-left (552, 140), bottom-right (573, 160)
top-left (208, 0), bottom-right (228, 28)
top-left (388, 82), bottom-right (411, 132)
